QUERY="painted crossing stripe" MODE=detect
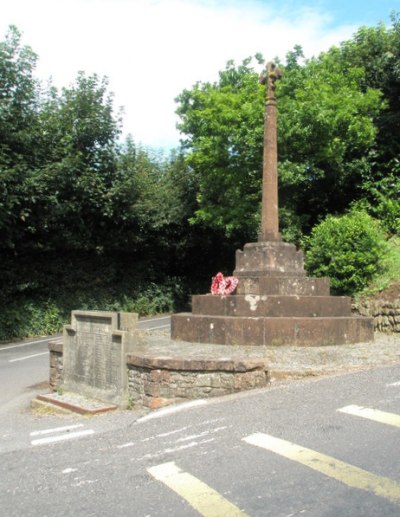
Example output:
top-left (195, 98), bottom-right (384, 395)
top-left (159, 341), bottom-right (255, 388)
top-left (31, 429), bottom-right (94, 446)
top-left (9, 351), bottom-right (49, 363)
top-left (30, 424), bottom-right (84, 437)
top-left (337, 405), bottom-right (400, 428)
top-left (243, 433), bottom-right (400, 505)
top-left (0, 337), bottom-right (55, 352)
top-left (148, 461), bottom-right (249, 517)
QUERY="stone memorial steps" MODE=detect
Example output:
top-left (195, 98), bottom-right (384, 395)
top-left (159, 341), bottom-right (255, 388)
top-left (171, 240), bottom-right (374, 347)
top-left (171, 313), bottom-right (373, 346)
top-left (192, 294), bottom-right (351, 318)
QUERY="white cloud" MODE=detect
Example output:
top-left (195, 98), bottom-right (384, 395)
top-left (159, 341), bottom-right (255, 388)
top-left (1, 0), bottom-right (358, 149)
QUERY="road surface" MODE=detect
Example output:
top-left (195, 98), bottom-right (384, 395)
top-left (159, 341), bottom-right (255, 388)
top-left (0, 336), bottom-right (399, 516)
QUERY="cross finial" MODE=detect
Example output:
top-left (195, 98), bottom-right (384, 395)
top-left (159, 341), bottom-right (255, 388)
top-left (259, 62), bottom-right (283, 104)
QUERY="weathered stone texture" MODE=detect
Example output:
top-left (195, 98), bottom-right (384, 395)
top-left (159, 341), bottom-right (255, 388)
top-left (61, 310), bottom-right (141, 406)
top-left (234, 242), bottom-right (306, 278)
top-left (355, 299), bottom-right (400, 333)
top-left (236, 276), bottom-right (330, 296)
top-left (128, 364), bottom-right (269, 409)
top-left (192, 294), bottom-right (351, 318)
top-left (49, 339), bottom-right (63, 390)
top-left (172, 314), bottom-right (373, 346)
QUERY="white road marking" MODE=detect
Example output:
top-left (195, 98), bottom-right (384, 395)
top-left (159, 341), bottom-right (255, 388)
top-left (146, 324), bottom-right (171, 330)
top-left (31, 429), bottom-right (94, 446)
top-left (140, 316), bottom-right (171, 323)
top-left (243, 432), bottom-right (400, 505)
top-left (62, 468), bottom-right (78, 474)
top-left (0, 338), bottom-right (54, 352)
top-left (386, 381), bottom-right (400, 387)
top-left (155, 426), bottom-right (190, 438)
top-left (137, 438), bottom-right (215, 461)
top-left (30, 424), bottom-right (84, 437)
top-left (8, 351), bottom-right (49, 363)
top-left (175, 426), bottom-right (228, 443)
top-left (148, 461), bottom-right (249, 517)
top-left (337, 405), bottom-right (400, 427)
top-left (117, 441), bottom-right (135, 449)
top-left (137, 399), bottom-right (207, 422)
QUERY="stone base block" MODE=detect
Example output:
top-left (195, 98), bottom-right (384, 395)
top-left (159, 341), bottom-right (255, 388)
top-left (234, 241), bottom-right (305, 277)
top-left (171, 313), bottom-right (374, 346)
top-left (236, 276), bottom-right (330, 296)
top-left (192, 294), bottom-right (351, 318)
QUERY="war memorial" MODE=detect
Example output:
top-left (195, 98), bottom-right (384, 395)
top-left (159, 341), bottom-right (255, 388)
top-left (41, 63), bottom-right (374, 413)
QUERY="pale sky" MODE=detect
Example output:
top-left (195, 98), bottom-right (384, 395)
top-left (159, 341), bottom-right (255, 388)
top-left (0, 0), bottom-right (397, 149)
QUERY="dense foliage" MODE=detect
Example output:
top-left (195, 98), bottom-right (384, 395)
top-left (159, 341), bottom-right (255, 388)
top-left (1, 16), bottom-right (399, 339)
top-left (304, 210), bottom-right (387, 295)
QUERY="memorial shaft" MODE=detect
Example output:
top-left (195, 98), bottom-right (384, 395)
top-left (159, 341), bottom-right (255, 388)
top-left (259, 62), bottom-right (282, 242)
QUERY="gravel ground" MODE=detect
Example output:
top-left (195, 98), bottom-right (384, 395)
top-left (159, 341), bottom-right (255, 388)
top-left (140, 330), bottom-right (400, 380)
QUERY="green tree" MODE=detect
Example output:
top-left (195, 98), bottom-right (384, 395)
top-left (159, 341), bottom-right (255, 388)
top-left (0, 26), bottom-right (40, 248)
top-left (176, 48), bottom-right (384, 242)
top-left (278, 47), bottom-right (384, 233)
top-left (9, 71), bottom-right (123, 251)
top-left (176, 56), bottom-right (265, 241)
top-left (338, 13), bottom-right (400, 235)
top-left (304, 209), bottom-right (387, 295)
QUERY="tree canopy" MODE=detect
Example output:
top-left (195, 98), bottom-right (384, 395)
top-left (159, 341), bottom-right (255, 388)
top-left (1, 17), bottom-right (399, 339)
top-left (176, 15), bottom-right (400, 242)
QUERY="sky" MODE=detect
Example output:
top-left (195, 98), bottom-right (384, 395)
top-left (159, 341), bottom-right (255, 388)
top-left (1, 0), bottom-right (398, 150)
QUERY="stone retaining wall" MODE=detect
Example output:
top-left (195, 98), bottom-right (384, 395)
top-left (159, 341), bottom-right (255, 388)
top-left (355, 299), bottom-right (400, 333)
top-left (48, 340), bottom-right (269, 410)
top-left (127, 355), bottom-right (268, 410)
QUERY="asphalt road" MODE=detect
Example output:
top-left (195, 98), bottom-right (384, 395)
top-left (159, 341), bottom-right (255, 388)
top-left (0, 355), bottom-right (399, 516)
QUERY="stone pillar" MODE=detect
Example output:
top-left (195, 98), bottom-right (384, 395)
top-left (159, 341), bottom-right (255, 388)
top-left (259, 62), bottom-right (282, 242)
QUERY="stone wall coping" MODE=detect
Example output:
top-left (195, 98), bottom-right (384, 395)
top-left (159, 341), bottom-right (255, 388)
top-left (126, 353), bottom-right (266, 372)
top-left (48, 338), bottom-right (63, 352)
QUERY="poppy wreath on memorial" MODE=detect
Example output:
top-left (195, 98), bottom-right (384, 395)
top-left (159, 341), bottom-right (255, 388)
top-left (210, 272), bottom-right (239, 295)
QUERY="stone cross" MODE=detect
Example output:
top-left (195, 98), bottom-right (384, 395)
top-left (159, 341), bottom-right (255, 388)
top-left (259, 62), bottom-right (283, 242)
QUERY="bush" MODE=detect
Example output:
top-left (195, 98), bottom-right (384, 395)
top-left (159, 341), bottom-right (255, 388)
top-left (304, 209), bottom-right (388, 295)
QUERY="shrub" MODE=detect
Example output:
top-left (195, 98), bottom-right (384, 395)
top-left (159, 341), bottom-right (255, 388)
top-left (304, 209), bottom-right (388, 295)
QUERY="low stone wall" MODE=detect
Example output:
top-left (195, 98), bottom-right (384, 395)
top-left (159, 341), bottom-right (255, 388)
top-left (127, 355), bottom-right (269, 410)
top-left (355, 299), bottom-right (400, 333)
top-left (48, 340), bottom-right (269, 410)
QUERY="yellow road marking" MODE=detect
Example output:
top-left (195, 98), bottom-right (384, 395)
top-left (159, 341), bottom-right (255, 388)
top-left (243, 433), bottom-right (400, 505)
top-left (148, 461), bottom-right (249, 517)
top-left (337, 405), bottom-right (400, 428)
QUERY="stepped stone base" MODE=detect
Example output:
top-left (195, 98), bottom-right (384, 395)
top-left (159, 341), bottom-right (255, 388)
top-left (192, 294), bottom-right (351, 317)
top-left (172, 240), bottom-right (374, 347)
top-left (171, 314), bottom-right (373, 346)
top-left (236, 276), bottom-right (330, 296)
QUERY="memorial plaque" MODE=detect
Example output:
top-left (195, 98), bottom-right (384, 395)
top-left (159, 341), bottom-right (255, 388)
top-left (63, 311), bottom-right (139, 405)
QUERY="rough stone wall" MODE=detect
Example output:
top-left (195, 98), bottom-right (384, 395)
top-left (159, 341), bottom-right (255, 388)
top-left (49, 340), bottom-right (63, 390)
top-left (128, 366), bottom-right (268, 410)
top-left (355, 299), bottom-right (400, 333)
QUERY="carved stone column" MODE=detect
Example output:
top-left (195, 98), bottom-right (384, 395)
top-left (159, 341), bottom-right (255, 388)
top-left (259, 62), bottom-right (282, 242)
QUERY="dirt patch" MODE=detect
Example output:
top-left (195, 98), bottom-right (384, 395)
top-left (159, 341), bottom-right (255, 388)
top-left (362, 281), bottom-right (400, 303)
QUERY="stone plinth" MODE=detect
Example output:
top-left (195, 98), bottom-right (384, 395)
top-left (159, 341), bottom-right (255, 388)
top-left (63, 310), bottom-right (142, 407)
top-left (171, 314), bottom-right (373, 346)
top-left (192, 294), bottom-right (351, 317)
top-left (234, 242), bottom-right (305, 277)
top-left (171, 240), bottom-right (374, 347)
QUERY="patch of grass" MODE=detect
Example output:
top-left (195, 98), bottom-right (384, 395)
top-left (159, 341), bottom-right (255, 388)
top-left (355, 237), bottom-right (400, 299)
